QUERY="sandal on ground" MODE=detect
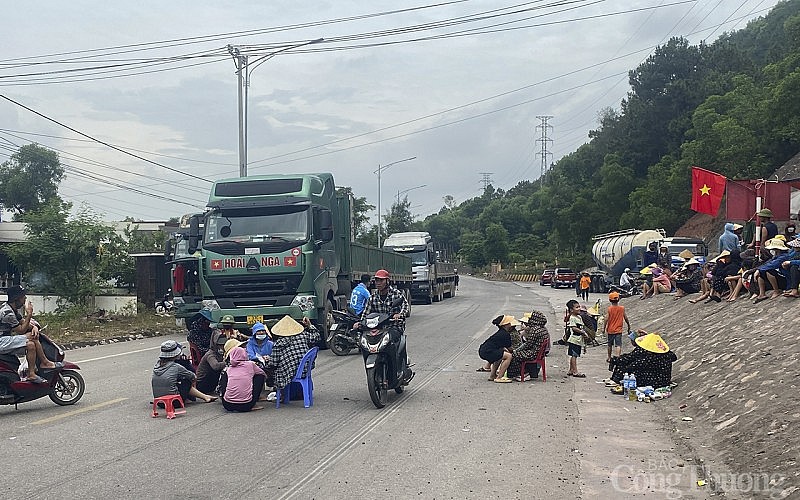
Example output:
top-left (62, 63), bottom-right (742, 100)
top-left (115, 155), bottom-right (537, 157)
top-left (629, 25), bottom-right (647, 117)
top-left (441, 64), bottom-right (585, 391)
top-left (571, 373), bottom-right (586, 378)
top-left (475, 366), bottom-right (491, 372)
top-left (494, 377), bottom-right (512, 383)
top-left (753, 296), bottom-right (769, 304)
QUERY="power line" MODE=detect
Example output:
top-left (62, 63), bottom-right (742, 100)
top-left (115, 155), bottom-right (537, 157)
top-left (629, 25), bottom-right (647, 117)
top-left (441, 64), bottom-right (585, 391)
top-left (0, 94), bottom-right (212, 183)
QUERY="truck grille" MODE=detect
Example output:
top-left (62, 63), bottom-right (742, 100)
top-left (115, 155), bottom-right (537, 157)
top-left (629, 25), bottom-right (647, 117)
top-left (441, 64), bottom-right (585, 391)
top-left (206, 274), bottom-right (303, 308)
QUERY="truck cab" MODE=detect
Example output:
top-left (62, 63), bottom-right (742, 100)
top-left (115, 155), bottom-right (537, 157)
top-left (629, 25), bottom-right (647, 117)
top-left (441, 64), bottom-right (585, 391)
top-left (383, 231), bottom-right (455, 303)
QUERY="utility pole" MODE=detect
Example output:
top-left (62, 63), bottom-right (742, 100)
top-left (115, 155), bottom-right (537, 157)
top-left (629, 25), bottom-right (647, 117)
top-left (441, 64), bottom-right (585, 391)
top-left (228, 45), bottom-right (247, 177)
top-left (479, 172), bottom-right (494, 191)
top-left (535, 115), bottom-right (553, 181)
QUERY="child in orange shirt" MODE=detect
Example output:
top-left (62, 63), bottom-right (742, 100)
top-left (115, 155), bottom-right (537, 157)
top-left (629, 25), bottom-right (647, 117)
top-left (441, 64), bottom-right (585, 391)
top-left (603, 291), bottom-right (631, 363)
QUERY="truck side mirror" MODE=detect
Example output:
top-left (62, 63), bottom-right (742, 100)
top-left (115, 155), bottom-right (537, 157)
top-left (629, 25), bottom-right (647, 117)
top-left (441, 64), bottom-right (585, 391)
top-left (188, 215), bottom-right (200, 254)
top-left (319, 209), bottom-right (333, 243)
top-left (163, 237), bottom-right (173, 261)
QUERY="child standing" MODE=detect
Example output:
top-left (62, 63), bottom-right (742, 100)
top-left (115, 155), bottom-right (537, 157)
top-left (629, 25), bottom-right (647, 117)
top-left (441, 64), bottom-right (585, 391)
top-left (579, 272), bottom-right (591, 301)
top-left (565, 300), bottom-right (586, 378)
top-left (603, 291), bottom-right (631, 364)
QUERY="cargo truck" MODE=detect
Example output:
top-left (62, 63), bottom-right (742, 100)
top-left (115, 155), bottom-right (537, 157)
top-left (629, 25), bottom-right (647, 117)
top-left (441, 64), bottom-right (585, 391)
top-left (382, 231), bottom-right (457, 303)
top-left (165, 174), bottom-right (412, 344)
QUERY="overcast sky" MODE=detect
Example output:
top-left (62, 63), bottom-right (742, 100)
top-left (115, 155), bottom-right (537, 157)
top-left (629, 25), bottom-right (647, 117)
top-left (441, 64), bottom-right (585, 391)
top-left (0, 0), bottom-right (782, 226)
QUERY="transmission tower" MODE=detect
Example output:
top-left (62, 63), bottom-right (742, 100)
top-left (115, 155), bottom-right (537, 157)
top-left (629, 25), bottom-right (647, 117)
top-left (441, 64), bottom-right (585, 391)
top-left (535, 115), bottom-right (554, 179)
top-left (479, 172), bottom-right (494, 190)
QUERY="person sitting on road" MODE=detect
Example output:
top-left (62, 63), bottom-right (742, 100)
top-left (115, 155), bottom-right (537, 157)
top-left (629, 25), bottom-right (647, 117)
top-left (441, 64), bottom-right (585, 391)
top-left (219, 346), bottom-right (266, 412)
top-left (195, 331), bottom-right (228, 396)
top-left (478, 315), bottom-right (517, 383)
top-left (349, 274), bottom-right (372, 316)
top-left (507, 311), bottom-right (549, 381)
top-left (704, 250), bottom-right (740, 303)
top-left (246, 322), bottom-right (273, 366)
top-left (610, 331), bottom-right (677, 389)
top-left (752, 238), bottom-right (794, 303)
top-left (0, 285), bottom-right (57, 384)
top-left (152, 340), bottom-right (216, 403)
top-left (672, 258), bottom-right (703, 299)
top-left (216, 314), bottom-right (247, 341)
top-left (187, 308), bottom-right (214, 359)
top-left (688, 259), bottom-right (715, 304)
top-left (780, 237), bottom-right (800, 297)
top-left (266, 316), bottom-right (320, 394)
top-left (641, 267), bottom-right (670, 299)
top-left (748, 208), bottom-right (779, 249)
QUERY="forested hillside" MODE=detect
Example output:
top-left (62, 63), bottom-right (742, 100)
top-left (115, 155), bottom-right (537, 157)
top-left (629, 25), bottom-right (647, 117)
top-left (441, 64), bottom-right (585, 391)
top-left (418, 0), bottom-right (800, 271)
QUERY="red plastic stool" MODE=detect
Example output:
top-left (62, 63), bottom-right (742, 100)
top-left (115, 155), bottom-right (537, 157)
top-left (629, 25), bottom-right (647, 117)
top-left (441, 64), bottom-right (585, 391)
top-left (152, 395), bottom-right (186, 419)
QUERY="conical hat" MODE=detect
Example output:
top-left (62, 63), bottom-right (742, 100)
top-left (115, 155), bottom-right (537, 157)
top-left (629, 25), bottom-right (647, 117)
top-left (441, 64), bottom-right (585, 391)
top-left (635, 333), bottom-right (670, 353)
top-left (271, 315), bottom-right (305, 337)
top-left (678, 249), bottom-right (694, 260)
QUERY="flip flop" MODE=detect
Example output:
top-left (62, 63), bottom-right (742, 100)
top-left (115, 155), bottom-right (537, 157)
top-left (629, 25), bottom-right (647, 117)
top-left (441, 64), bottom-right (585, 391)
top-left (494, 377), bottom-right (512, 383)
top-left (572, 373), bottom-right (586, 378)
top-left (27, 375), bottom-right (48, 384)
top-left (475, 367), bottom-right (491, 372)
top-left (753, 296), bottom-right (769, 304)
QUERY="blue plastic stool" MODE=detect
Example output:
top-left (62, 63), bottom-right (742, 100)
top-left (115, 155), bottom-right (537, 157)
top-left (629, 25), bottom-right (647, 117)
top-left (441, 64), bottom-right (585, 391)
top-left (276, 347), bottom-right (318, 408)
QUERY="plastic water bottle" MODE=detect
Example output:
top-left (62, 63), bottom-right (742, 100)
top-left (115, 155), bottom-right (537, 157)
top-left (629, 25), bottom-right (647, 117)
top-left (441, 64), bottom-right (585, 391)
top-left (628, 373), bottom-right (637, 401)
top-left (622, 373), bottom-right (630, 395)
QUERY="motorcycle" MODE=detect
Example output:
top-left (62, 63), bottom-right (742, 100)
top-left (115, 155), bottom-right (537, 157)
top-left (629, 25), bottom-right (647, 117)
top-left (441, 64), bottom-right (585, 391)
top-left (155, 290), bottom-right (175, 315)
top-left (608, 283), bottom-right (640, 297)
top-left (0, 331), bottom-right (85, 408)
top-left (357, 300), bottom-right (412, 408)
top-left (328, 309), bottom-right (360, 356)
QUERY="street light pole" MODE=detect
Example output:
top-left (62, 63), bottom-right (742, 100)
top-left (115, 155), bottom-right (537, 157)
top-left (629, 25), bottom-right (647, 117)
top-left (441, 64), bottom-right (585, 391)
top-left (397, 184), bottom-right (426, 204)
top-left (228, 38), bottom-right (323, 177)
top-left (374, 156), bottom-right (417, 247)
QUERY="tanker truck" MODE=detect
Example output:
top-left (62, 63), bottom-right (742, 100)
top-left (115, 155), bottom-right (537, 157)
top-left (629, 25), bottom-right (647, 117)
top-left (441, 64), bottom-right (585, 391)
top-left (588, 229), bottom-right (667, 292)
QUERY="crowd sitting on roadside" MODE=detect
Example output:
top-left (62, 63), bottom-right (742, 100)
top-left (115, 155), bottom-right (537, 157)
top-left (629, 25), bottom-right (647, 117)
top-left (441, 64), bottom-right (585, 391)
top-left (633, 208), bottom-right (800, 305)
top-left (151, 314), bottom-right (319, 412)
top-left (476, 311), bottom-right (551, 383)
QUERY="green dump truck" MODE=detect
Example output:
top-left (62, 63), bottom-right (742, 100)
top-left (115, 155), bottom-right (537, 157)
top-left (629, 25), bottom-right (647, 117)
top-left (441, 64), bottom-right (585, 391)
top-left (166, 173), bottom-right (412, 344)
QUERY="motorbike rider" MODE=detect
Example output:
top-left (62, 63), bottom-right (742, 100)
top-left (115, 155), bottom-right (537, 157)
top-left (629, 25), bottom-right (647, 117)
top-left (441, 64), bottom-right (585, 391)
top-left (0, 285), bottom-right (57, 384)
top-left (349, 274), bottom-right (372, 316)
top-left (354, 269), bottom-right (413, 383)
top-left (619, 268), bottom-right (634, 293)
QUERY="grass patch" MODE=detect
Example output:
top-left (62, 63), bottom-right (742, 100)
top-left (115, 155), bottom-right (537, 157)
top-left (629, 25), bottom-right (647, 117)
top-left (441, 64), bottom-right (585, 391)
top-left (38, 309), bottom-right (185, 345)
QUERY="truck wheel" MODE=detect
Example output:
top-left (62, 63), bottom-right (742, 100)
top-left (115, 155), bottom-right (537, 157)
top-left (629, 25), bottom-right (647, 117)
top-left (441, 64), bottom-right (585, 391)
top-left (319, 298), bottom-right (335, 349)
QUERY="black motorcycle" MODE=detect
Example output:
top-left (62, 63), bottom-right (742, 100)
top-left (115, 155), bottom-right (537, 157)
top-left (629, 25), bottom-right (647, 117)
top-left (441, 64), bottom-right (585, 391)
top-left (358, 306), bottom-right (412, 409)
top-left (328, 309), bottom-right (360, 356)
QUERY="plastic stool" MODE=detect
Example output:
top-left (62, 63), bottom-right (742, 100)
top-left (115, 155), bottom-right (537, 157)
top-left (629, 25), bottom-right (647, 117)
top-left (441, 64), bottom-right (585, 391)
top-left (152, 394), bottom-right (186, 419)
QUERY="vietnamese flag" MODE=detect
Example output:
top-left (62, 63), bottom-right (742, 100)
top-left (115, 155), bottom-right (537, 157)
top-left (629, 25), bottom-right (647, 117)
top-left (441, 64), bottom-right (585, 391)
top-left (691, 166), bottom-right (726, 216)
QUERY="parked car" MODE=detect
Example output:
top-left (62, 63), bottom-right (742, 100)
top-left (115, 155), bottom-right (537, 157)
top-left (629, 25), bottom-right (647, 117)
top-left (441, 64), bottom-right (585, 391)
top-left (551, 268), bottom-right (577, 288)
top-left (539, 269), bottom-right (554, 286)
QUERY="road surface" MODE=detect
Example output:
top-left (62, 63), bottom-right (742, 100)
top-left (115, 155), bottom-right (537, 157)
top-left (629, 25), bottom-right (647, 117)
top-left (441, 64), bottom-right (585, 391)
top-left (1, 277), bottom-right (696, 499)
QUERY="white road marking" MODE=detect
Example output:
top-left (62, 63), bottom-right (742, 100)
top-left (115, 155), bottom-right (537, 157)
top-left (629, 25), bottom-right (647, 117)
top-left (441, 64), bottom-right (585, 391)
top-left (74, 346), bottom-right (160, 363)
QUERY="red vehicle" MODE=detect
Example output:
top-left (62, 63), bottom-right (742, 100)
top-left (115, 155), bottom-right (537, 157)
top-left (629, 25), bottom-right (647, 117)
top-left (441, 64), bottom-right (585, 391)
top-left (551, 268), bottom-right (577, 288)
top-left (539, 269), bottom-right (554, 286)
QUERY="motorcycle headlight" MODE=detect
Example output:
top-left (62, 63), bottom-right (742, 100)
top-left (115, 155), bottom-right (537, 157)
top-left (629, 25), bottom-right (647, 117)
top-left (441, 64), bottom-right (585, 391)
top-left (202, 300), bottom-right (220, 310)
top-left (365, 317), bottom-right (380, 329)
top-left (291, 295), bottom-right (316, 312)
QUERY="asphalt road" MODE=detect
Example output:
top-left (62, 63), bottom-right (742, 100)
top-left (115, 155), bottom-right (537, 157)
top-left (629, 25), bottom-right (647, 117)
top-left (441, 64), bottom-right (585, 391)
top-left (0, 277), bottom-right (689, 499)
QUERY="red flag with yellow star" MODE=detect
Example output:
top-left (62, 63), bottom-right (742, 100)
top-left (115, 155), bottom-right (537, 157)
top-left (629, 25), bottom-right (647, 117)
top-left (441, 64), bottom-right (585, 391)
top-left (691, 166), bottom-right (726, 216)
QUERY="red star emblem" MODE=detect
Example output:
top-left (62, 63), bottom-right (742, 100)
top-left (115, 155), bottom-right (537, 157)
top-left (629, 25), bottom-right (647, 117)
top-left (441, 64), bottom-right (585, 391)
top-left (284, 256), bottom-right (296, 267)
top-left (211, 259), bottom-right (222, 270)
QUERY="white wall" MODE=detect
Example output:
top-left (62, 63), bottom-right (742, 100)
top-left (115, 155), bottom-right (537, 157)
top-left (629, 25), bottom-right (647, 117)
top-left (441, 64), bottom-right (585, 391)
top-left (0, 295), bottom-right (138, 315)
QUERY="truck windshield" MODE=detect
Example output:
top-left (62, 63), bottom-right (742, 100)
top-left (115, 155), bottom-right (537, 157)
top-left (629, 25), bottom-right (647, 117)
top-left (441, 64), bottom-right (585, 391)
top-left (205, 207), bottom-right (309, 243)
top-left (407, 251), bottom-right (428, 266)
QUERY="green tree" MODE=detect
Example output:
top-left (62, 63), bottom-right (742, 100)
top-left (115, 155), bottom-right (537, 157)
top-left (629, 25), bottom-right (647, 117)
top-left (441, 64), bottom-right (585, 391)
top-left (336, 187), bottom-right (375, 241)
top-left (385, 196), bottom-right (414, 235)
top-left (6, 201), bottom-right (123, 307)
top-left (483, 223), bottom-right (509, 264)
top-left (0, 144), bottom-right (65, 218)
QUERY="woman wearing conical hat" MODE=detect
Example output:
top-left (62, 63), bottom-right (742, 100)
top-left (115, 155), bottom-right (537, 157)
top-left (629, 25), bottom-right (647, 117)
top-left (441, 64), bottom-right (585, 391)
top-left (507, 311), bottom-right (550, 381)
top-left (609, 331), bottom-right (677, 389)
top-left (266, 316), bottom-right (320, 393)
